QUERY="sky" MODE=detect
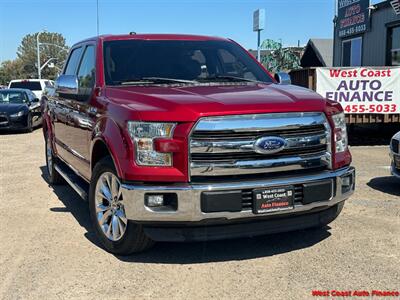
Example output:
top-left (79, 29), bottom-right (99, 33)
top-left (0, 0), bottom-right (378, 63)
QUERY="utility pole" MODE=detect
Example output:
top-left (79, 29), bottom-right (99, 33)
top-left (36, 30), bottom-right (46, 79)
top-left (253, 9), bottom-right (265, 62)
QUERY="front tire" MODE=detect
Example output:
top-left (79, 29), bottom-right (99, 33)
top-left (26, 114), bottom-right (33, 133)
top-left (89, 157), bottom-right (154, 255)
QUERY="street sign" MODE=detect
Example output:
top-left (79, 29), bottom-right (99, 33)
top-left (337, 0), bottom-right (370, 38)
top-left (253, 9), bottom-right (265, 32)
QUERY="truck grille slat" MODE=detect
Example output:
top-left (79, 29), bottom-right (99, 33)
top-left (192, 125), bottom-right (326, 140)
top-left (192, 145), bottom-right (327, 161)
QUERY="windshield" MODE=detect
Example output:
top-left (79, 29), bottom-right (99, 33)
top-left (103, 40), bottom-right (273, 85)
top-left (9, 81), bottom-right (42, 91)
top-left (0, 91), bottom-right (26, 103)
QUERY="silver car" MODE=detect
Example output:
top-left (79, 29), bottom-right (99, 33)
top-left (390, 132), bottom-right (400, 179)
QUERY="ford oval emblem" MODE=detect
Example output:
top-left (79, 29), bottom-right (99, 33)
top-left (254, 136), bottom-right (286, 154)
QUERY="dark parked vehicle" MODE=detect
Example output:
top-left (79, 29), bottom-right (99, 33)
top-left (0, 88), bottom-right (42, 132)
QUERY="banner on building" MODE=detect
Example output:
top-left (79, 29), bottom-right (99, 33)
top-left (316, 67), bottom-right (400, 114)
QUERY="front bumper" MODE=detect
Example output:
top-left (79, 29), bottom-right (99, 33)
top-left (121, 166), bottom-right (355, 223)
top-left (0, 115), bottom-right (28, 130)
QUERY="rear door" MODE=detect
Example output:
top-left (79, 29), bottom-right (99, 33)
top-left (52, 44), bottom-right (96, 180)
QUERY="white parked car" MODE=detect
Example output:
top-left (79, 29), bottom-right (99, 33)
top-left (8, 79), bottom-right (54, 99)
top-left (390, 132), bottom-right (400, 178)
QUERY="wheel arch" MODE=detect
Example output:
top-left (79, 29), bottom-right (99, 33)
top-left (90, 117), bottom-right (128, 180)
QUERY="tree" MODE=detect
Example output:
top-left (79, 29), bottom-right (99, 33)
top-left (260, 39), bottom-right (301, 73)
top-left (0, 59), bottom-right (25, 85)
top-left (16, 32), bottom-right (69, 79)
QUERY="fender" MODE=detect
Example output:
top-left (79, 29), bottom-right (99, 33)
top-left (90, 116), bottom-right (129, 179)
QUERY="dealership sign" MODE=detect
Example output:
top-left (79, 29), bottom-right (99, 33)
top-left (316, 67), bottom-right (400, 114)
top-left (337, 0), bottom-right (370, 38)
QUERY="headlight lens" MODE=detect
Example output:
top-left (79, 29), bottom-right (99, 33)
top-left (10, 111), bottom-right (24, 117)
top-left (127, 122), bottom-right (176, 166)
top-left (332, 112), bottom-right (348, 153)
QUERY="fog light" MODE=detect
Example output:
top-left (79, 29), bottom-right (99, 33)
top-left (341, 175), bottom-right (353, 194)
top-left (342, 176), bottom-right (351, 187)
top-left (146, 195), bottom-right (164, 207)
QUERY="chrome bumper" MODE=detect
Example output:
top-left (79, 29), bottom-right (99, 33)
top-left (121, 167), bottom-right (355, 223)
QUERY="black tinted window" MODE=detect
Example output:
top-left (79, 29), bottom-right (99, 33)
top-left (103, 40), bottom-right (272, 85)
top-left (64, 47), bottom-right (83, 75)
top-left (9, 81), bottom-right (42, 91)
top-left (77, 45), bottom-right (95, 89)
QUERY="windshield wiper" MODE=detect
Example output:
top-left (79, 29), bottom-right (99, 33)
top-left (201, 75), bottom-right (261, 83)
top-left (118, 77), bottom-right (197, 85)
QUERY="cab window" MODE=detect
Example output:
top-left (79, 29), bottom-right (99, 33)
top-left (64, 47), bottom-right (83, 75)
top-left (77, 45), bottom-right (96, 89)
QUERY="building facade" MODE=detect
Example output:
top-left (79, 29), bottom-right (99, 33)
top-left (333, 0), bottom-right (400, 67)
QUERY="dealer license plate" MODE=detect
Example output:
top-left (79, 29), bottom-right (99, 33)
top-left (253, 186), bottom-right (294, 214)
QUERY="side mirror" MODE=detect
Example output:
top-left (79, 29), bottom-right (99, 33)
top-left (55, 75), bottom-right (79, 96)
top-left (274, 72), bottom-right (291, 85)
top-left (32, 98), bottom-right (39, 103)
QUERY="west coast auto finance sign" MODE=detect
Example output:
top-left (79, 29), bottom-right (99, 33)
top-left (337, 0), bottom-right (370, 38)
top-left (316, 67), bottom-right (400, 114)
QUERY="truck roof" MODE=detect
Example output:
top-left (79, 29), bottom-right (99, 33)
top-left (73, 34), bottom-right (230, 47)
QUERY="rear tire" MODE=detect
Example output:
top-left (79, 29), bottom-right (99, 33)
top-left (45, 134), bottom-right (64, 185)
top-left (89, 156), bottom-right (155, 255)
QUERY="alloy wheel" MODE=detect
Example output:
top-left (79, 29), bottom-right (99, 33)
top-left (94, 172), bottom-right (128, 241)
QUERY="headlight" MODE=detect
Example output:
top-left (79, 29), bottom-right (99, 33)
top-left (332, 112), bottom-right (348, 153)
top-left (127, 122), bottom-right (176, 166)
top-left (10, 111), bottom-right (24, 117)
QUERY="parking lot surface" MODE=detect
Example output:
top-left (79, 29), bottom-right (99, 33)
top-left (0, 130), bottom-right (399, 300)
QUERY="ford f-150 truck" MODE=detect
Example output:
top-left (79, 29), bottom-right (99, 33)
top-left (42, 34), bottom-right (355, 254)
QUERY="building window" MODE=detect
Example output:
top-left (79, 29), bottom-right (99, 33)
top-left (388, 26), bottom-right (400, 66)
top-left (342, 37), bottom-right (362, 66)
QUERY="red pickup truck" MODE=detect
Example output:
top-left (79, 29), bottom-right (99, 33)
top-left (42, 34), bottom-right (355, 254)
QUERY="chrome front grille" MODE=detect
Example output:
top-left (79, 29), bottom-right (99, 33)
top-left (189, 112), bottom-right (332, 179)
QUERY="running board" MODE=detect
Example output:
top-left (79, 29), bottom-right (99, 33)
top-left (54, 164), bottom-right (89, 201)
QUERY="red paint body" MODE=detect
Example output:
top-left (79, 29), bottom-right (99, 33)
top-left (43, 34), bottom-right (351, 183)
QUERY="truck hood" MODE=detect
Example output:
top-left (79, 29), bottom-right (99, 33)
top-left (106, 83), bottom-right (330, 122)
